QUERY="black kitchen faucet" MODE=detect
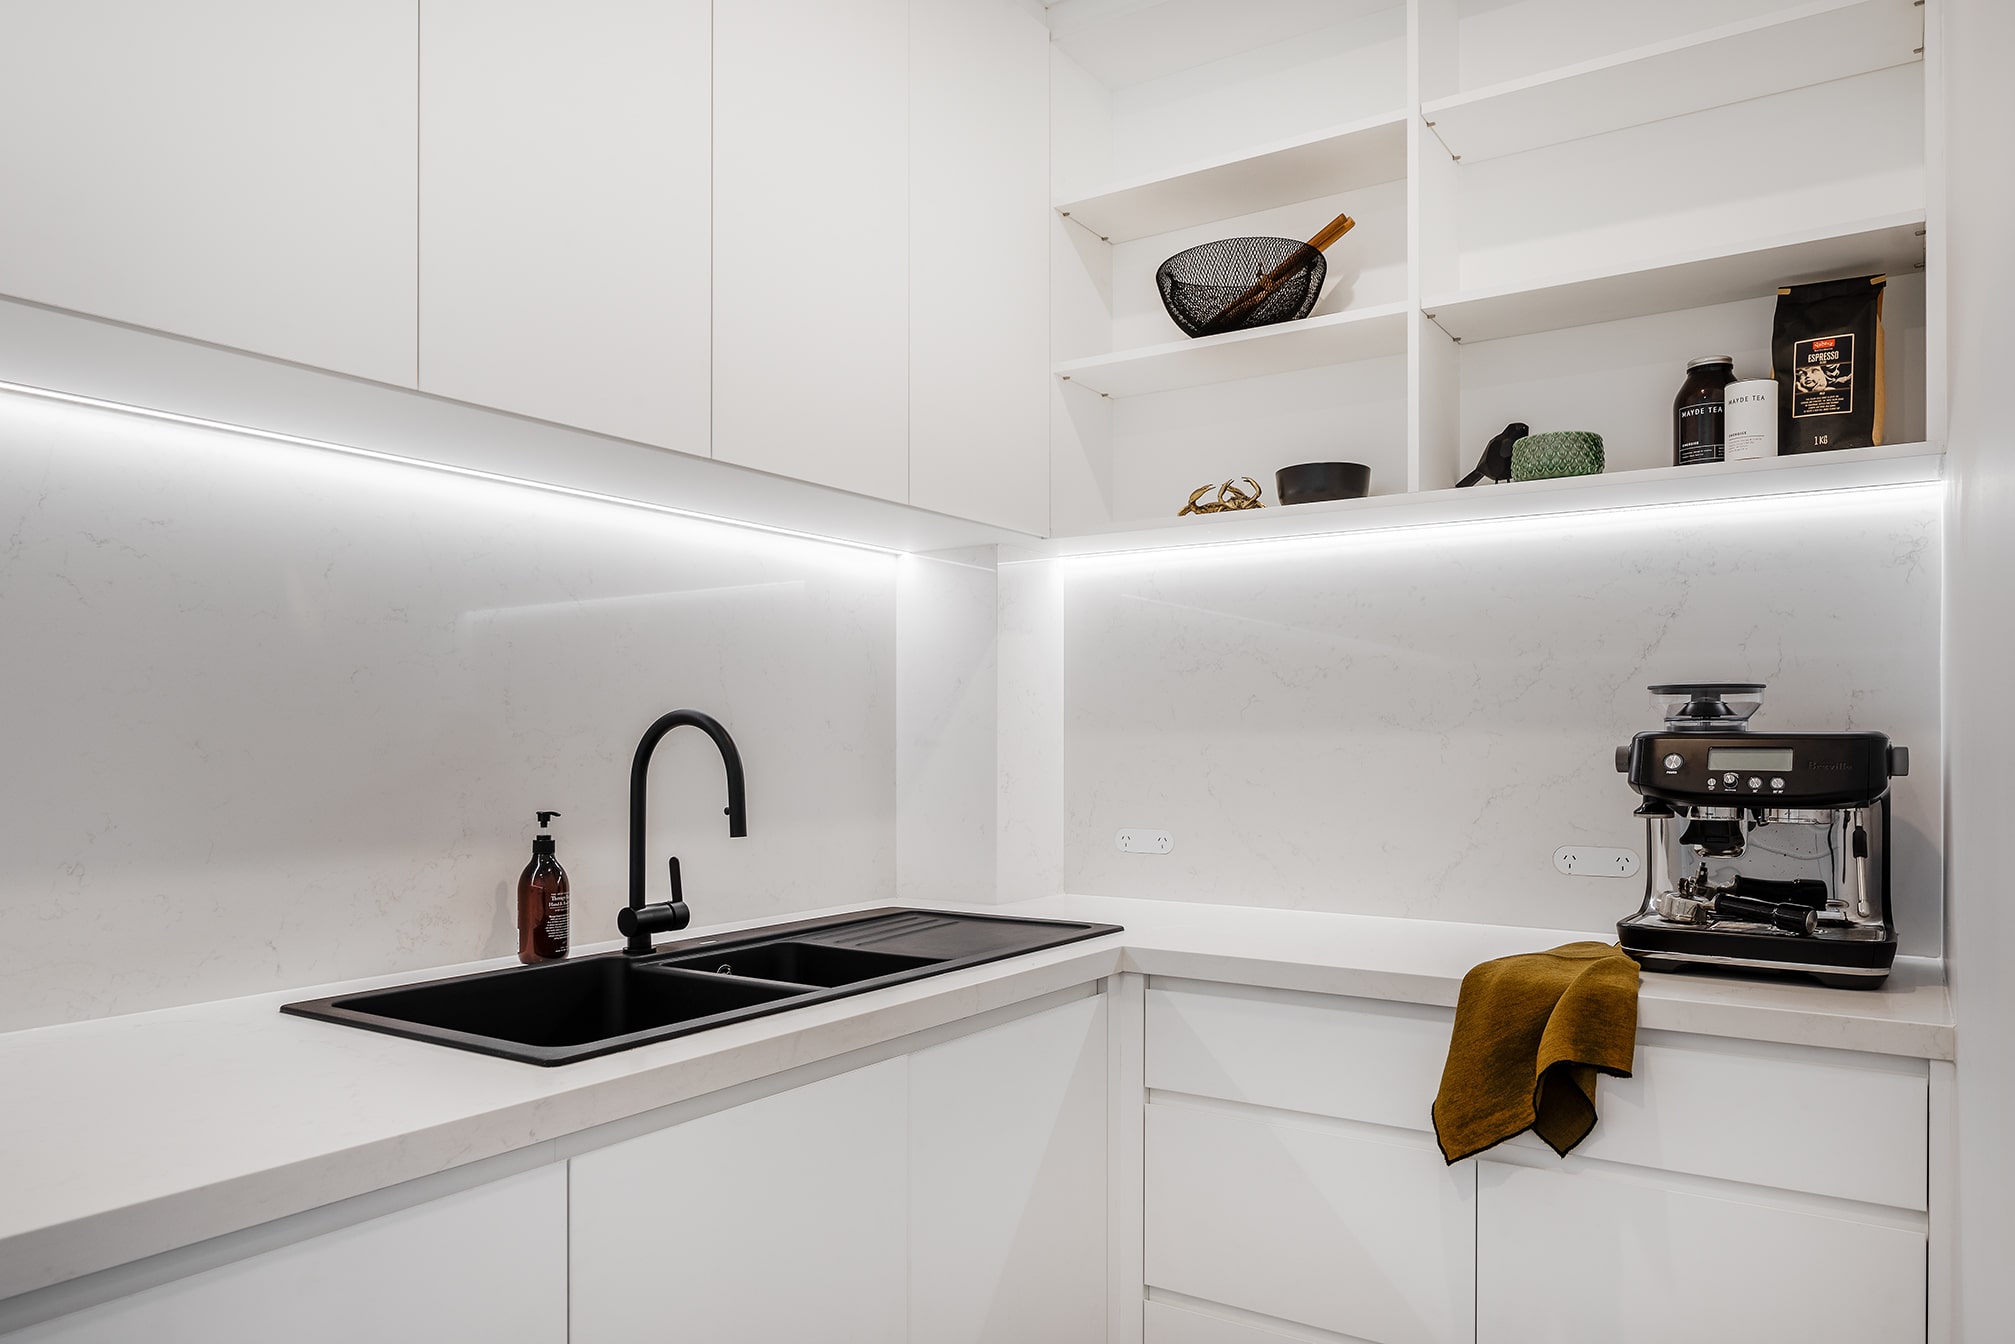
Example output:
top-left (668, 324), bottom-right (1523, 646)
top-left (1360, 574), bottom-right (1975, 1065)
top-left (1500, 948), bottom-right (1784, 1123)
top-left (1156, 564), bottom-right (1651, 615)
top-left (618, 710), bottom-right (747, 955)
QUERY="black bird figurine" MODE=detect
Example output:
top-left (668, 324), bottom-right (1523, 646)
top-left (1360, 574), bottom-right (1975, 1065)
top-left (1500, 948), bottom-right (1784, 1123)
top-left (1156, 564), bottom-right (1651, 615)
top-left (1456, 422), bottom-right (1529, 488)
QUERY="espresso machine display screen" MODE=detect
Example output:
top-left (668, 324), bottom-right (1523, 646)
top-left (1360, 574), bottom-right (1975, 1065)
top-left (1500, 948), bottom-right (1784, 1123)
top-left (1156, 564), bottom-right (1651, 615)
top-left (1706, 747), bottom-right (1794, 772)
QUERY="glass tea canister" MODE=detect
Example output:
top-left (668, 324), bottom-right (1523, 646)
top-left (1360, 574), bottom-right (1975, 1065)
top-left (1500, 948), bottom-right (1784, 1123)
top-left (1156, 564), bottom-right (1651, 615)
top-left (1674, 356), bottom-right (1737, 466)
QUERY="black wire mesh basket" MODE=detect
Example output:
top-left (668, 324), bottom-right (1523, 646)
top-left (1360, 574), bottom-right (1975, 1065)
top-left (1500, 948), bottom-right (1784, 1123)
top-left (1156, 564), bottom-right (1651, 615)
top-left (1156, 236), bottom-right (1326, 339)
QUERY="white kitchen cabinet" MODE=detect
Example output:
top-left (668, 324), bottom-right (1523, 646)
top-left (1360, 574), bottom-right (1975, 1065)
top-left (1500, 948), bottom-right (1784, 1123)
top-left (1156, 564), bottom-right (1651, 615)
top-left (909, 995), bottom-right (1109, 1344)
top-left (1144, 1298), bottom-right (1306, 1344)
top-left (712, 0), bottom-right (910, 501)
top-left (6, 1166), bottom-right (565, 1344)
top-left (1143, 982), bottom-right (1476, 1344)
top-left (906, 0), bottom-right (1052, 535)
top-left (1476, 1157), bottom-right (1926, 1344)
top-left (1146, 983), bottom-right (1452, 1130)
top-left (0, 0), bottom-right (417, 386)
top-left (418, 0), bottom-right (711, 451)
top-left (569, 1057), bottom-right (909, 1344)
top-left (1146, 1099), bottom-right (1476, 1344)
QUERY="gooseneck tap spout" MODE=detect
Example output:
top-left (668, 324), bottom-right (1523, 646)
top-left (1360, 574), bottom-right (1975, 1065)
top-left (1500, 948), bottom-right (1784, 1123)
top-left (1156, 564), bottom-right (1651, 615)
top-left (618, 709), bottom-right (747, 955)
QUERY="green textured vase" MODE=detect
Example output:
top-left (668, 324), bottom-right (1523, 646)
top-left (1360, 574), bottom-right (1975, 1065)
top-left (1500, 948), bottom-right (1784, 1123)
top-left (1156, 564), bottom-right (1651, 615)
top-left (1510, 430), bottom-right (1605, 482)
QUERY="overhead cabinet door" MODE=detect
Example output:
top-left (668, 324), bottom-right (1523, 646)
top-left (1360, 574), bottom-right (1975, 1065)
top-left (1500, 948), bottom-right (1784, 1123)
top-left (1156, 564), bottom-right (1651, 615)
top-left (0, 0), bottom-right (418, 386)
top-left (907, 0), bottom-right (1052, 535)
top-left (711, 0), bottom-right (911, 501)
top-left (419, 0), bottom-right (712, 451)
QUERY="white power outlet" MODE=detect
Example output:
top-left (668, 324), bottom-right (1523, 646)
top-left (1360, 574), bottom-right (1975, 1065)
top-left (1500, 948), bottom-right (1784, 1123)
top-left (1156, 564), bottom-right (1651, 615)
top-left (1116, 829), bottom-right (1173, 855)
top-left (1553, 846), bottom-right (1641, 878)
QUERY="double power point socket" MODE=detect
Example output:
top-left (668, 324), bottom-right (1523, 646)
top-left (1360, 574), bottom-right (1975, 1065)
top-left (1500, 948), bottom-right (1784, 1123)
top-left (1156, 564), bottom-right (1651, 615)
top-left (1552, 846), bottom-right (1641, 878)
top-left (1116, 829), bottom-right (1174, 855)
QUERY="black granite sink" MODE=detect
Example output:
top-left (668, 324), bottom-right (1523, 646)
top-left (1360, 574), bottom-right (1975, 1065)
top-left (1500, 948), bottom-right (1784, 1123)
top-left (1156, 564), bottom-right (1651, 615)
top-left (282, 908), bottom-right (1120, 1065)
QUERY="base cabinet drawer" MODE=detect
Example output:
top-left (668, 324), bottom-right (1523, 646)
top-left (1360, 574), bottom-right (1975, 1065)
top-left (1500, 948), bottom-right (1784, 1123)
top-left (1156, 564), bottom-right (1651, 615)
top-left (1147, 984), bottom-right (1451, 1130)
top-left (1145, 1299), bottom-right (1305, 1344)
top-left (1476, 1159), bottom-right (1925, 1344)
top-left (1146, 1100), bottom-right (1474, 1344)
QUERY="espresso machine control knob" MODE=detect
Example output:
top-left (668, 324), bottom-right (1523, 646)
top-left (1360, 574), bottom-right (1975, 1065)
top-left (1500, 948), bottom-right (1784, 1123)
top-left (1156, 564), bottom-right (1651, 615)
top-left (1663, 753), bottom-right (1683, 770)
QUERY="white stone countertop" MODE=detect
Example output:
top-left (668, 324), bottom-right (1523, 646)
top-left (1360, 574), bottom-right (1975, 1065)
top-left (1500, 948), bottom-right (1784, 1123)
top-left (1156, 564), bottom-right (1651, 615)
top-left (0, 894), bottom-right (1953, 1305)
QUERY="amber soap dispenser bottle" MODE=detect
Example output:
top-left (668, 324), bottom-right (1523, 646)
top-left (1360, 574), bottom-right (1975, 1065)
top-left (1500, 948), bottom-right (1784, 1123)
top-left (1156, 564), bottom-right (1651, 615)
top-left (518, 811), bottom-right (570, 964)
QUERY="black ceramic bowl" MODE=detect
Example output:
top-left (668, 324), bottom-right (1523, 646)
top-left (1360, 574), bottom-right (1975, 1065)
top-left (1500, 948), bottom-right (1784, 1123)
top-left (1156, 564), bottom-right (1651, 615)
top-left (1275, 461), bottom-right (1370, 505)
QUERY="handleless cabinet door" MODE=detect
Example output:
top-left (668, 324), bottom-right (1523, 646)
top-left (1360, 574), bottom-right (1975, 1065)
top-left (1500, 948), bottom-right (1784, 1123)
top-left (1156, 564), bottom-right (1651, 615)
top-left (909, 995), bottom-right (1109, 1343)
top-left (569, 1057), bottom-right (909, 1344)
top-left (0, 0), bottom-right (418, 386)
top-left (712, 0), bottom-right (910, 500)
top-left (419, 0), bottom-right (711, 451)
top-left (1146, 1099), bottom-right (1476, 1344)
top-left (1476, 1157), bottom-right (1926, 1344)
top-left (906, 0), bottom-right (1051, 535)
top-left (6, 1166), bottom-right (566, 1344)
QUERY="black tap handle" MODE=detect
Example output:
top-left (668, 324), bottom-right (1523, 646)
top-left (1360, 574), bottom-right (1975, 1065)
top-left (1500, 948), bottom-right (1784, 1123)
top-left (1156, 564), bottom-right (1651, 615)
top-left (668, 856), bottom-right (683, 904)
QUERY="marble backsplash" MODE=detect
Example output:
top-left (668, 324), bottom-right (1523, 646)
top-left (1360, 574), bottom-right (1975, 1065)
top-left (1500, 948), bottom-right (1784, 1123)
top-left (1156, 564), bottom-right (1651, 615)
top-left (0, 391), bottom-right (901, 1032)
top-left (1052, 485), bottom-right (1946, 955)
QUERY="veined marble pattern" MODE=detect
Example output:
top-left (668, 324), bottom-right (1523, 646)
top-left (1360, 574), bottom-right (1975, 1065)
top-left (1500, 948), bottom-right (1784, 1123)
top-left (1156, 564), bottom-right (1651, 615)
top-left (1056, 488), bottom-right (1945, 955)
top-left (0, 392), bottom-right (899, 1032)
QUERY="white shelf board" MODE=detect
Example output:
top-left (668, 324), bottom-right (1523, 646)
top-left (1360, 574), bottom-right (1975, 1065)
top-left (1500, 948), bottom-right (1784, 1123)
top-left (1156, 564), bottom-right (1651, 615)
top-left (1423, 0), bottom-right (1924, 165)
top-left (1054, 302), bottom-right (1408, 398)
top-left (1047, 441), bottom-right (1943, 555)
top-left (1423, 212), bottom-right (1926, 345)
top-left (1055, 111), bottom-right (1408, 243)
top-left (1047, 0), bottom-right (1402, 92)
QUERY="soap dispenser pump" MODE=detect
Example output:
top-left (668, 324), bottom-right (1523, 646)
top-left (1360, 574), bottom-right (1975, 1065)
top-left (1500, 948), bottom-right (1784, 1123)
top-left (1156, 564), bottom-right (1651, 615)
top-left (518, 811), bottom-right (570, 964)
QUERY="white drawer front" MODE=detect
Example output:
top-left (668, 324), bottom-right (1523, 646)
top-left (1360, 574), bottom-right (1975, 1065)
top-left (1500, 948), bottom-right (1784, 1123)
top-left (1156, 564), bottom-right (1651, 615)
top-left (1146, 1100), bottom-right (1475, 1344)
top-left (1477, 1158), bottom-right (1925, 1344)
top-left (1513, 1031), bottom-right (1927, 1210)
top-left (1144, 1299), bottom-right (1302, 1344)
top-left (1147, 984), bottom-right (1451, 1132)
top-left (1148, 984), bottom-right (1927, 1210)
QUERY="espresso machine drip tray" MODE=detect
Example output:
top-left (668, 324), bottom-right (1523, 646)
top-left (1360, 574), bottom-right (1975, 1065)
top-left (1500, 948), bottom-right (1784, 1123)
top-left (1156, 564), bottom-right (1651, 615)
top-left (1617, 913), bottom-right (1898, 987)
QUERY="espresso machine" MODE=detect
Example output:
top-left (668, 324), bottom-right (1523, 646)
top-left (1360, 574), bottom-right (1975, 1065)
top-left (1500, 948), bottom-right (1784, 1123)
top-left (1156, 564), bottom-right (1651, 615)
top-left (1615, 682), bottom-right (1908, 989)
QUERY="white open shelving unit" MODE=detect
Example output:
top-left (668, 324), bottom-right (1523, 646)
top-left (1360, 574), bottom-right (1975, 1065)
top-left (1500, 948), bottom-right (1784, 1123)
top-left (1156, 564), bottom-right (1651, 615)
top-left (1044, 0), bottom-right (1941, 543)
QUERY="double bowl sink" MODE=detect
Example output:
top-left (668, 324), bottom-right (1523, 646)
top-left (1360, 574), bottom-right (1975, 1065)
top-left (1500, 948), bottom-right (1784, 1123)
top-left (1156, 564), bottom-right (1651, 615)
top-left (283, 908), bottom-right (1120, 1065)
